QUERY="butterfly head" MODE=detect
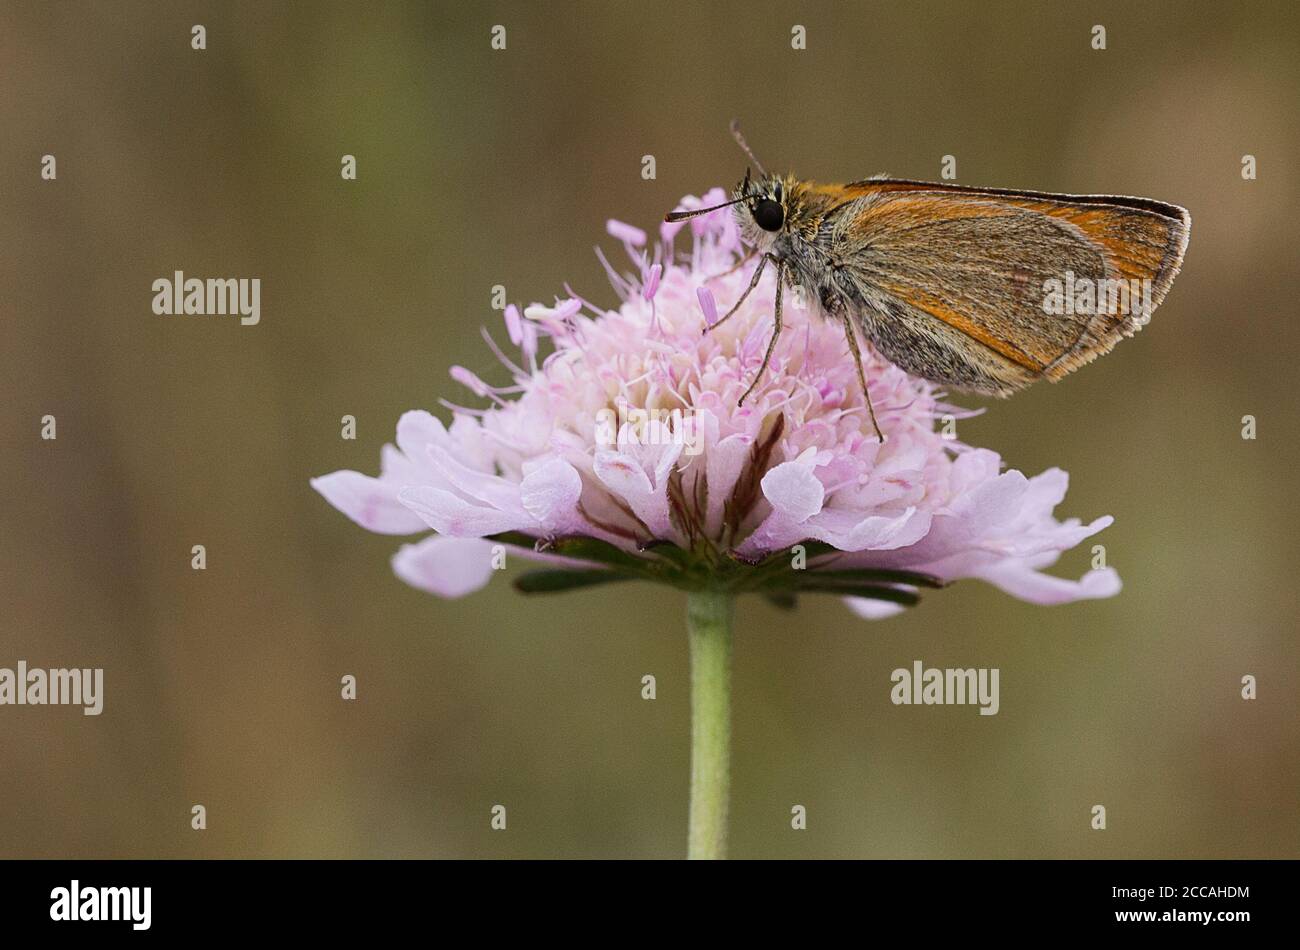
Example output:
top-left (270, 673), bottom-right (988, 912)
top-left (661, 123), bottom-right (801, 249)
top-left (731, 168), bottom-right (795, 250)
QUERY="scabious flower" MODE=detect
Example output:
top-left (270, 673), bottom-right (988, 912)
top-left (312, 187), bottom-right (1119, 616)
top-left (313, 187), bottom-right (1123, 859)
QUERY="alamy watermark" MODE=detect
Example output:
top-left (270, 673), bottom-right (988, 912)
top-left (595, 398), bottom-right (702, 456)
top-left (1042, 270), bottom-right (1153, 324)
top-left (50, 880), bottom-right (150, 930)
top-left (152, 271), bottom-right (260, 325)
top-left (0, 661), bottom-right (103, 715)
top-left (891, 660), bottom-right (999, 716)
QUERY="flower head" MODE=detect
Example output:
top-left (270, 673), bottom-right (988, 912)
top-left (312, 188), bottom-right (1120, 617)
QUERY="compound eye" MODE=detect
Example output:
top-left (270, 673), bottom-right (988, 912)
top-left (752, 198), bottom-right (784, 232)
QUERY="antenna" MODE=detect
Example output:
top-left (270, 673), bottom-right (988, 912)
top-left (664, 194), bottom-right (748, 223)
top-left (729, 119), bottom-right (766, 177)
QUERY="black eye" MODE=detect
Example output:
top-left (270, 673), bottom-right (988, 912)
top-left (752, 198), bottom-right (784, 232)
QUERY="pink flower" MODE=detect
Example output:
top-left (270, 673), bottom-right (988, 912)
top-left (312, 190), bottom-right (1120, 616)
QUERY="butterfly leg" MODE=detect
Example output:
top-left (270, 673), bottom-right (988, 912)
top-left (839, 311), bottom-right (885, 443)
top-left (738, 259), bottom-right (785, 406)
top-left (704, 246), bottom-right (755, 283)
top-left (704, 252), bottom-right (776, 335)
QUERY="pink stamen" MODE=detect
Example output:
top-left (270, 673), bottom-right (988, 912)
top-left (607, 219), bottom-right (647, 247)
top-left (697, 286), bottom-right (718, 326)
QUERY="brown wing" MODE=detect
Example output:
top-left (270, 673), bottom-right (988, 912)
top-left (810, 180), bottom-right (1190, 393)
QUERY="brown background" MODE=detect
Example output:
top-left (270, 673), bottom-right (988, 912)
top-left (0, 0), bottom-right (1296, 858)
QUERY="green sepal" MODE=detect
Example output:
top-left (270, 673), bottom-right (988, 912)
top-left (537, 535), bottom-right (658, 573)
top-left (512, 569), bottom-right (635, 594)
top-left (790, 568), bottom-right (943, 589)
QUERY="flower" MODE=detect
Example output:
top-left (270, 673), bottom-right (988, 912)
top-left (311, 188), bottom-right (1120, 617)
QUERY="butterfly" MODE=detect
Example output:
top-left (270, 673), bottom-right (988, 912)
top-left (666, 122), bottom-right (1190, 441)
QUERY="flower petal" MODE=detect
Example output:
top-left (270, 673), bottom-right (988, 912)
top-left (398, 485), bottom-right (524, 537)
top-left (976, 564), bottom-right (1122, 605)
top-left (396, 409), bottom-right (448, 464)
top-left (519, 455), bottom-right (584, 531)
top-left (593, 449), bottom-right (674, 537)
top-left (426, 443), bottom-right (529, 516)
top-left (761, 458), bottom-right (826, 522)
top-left (391, 536), bottom-right (497, 597)
top-left (311, 471), bottom-right (427, 535)
top-left (843, 596), bottom-right (908, 620)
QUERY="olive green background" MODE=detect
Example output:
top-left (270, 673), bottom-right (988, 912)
top-left (1, 1), bottom-right (1296, 858)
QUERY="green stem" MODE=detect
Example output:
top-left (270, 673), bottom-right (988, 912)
top-left (686, 589), bottom-right (734, 860)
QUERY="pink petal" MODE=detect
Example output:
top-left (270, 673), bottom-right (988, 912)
top-left (425, 443), bottom-right (528, 516)
top-left (761, 458), bottom-right (825, 522)
top-left (817, 506), bottom-right (930, 552)
top-left (977, 564), bottom-right (1121, 605)
top-left (392, 536), bottom-right (497, 597)
top-left (397, 485), bottom-right (523, 537)
top-left (379, 442), bottom-right (424, 484)
top-left (843, 596), bottom-right (908, 620)
top-left (311, 471), bottom-right (427, 535)
top-left (519, 455), bottom-right (584, 531)
top-left (396, 410), bottom-right (448, 463)
top-left (701, 421), bottom-right (751, 534)
top-left (593, 449), bottom-right (673, 537)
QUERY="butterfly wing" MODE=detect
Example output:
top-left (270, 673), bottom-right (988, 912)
top-left (811, 180), bottom-right (1190, 394)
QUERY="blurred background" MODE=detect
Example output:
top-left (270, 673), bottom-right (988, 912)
top-left (1, 0), bottom-right (1296, 858)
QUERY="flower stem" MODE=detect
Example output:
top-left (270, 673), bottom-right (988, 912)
top-left (686, 588), bottom-right (734, 860)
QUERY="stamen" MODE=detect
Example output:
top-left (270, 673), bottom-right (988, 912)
top-left (606, 219), bottom-right (647, 247)
top-left (480, 325), bottom-right (527, 379)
